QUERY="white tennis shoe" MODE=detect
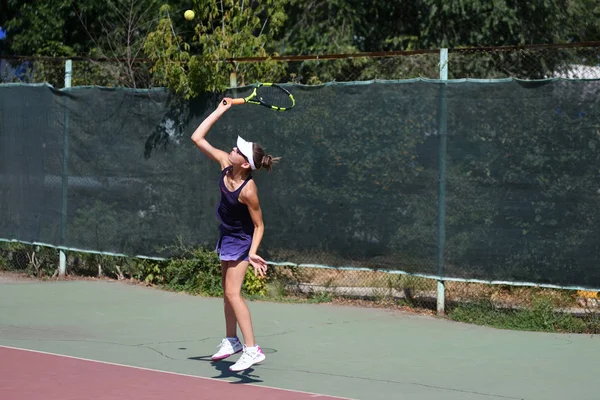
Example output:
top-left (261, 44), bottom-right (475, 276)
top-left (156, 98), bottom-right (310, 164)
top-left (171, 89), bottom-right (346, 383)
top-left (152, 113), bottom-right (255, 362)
top-left (229, 345), bottom-right (266, 372)
top-left (211, 337), bottom-right (243, 361)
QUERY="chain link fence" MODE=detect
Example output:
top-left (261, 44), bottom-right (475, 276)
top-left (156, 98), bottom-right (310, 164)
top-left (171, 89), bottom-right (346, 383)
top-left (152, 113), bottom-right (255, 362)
top-left (448, 44), bottom-right (600, 79)
top-left (280, 44), bottom-right (600, 82)
top-left (2, 43), bottom-right (599, 87)
top-left (0, 241), bottom-right (134, 280)
top-left (0, 56), bottom-right (153, 88)
top-left (2, 43), bottom-right (600, 331)
top-left (277, 44), bottom-right (600, 83)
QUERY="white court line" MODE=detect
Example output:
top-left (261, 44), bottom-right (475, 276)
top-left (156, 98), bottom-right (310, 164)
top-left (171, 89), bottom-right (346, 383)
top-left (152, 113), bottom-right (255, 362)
top-left (0, 344), bottom-right (357, 400)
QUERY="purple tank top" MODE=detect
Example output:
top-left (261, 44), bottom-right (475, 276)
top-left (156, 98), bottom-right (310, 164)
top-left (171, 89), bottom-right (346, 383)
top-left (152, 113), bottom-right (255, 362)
top-left (216, 166), bottom-right (254, 234)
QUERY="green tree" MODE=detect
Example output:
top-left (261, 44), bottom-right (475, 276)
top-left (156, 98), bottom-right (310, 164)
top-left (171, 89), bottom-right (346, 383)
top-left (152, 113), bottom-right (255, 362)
top-left (0, 0), bottom-right (172, 87)
top-left (278, 0), bottom-right (600, 82)
top-left (145, 1), bottom-right (287, 98)
top-left (2, 0), bottom-right (82, 56)
top-left (74, 0), bottom-right (164, 88)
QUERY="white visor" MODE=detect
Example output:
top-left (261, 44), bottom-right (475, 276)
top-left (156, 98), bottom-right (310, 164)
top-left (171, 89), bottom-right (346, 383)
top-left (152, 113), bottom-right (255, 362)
top-left (236, 136), bottom-right (256, 170)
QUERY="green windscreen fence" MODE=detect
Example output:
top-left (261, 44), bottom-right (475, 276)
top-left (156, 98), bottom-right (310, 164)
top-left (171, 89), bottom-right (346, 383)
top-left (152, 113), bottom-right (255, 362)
top-left (1, 79), bottom-right (599, 287)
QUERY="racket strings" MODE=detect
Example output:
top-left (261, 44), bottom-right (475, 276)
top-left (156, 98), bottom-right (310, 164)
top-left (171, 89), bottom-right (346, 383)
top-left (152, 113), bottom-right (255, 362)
top-left (257, 86), bottom-right (294, 109)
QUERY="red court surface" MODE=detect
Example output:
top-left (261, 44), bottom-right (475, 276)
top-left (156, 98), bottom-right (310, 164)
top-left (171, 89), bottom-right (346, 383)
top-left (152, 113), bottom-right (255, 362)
top-left (1, 346), bottom-right (352, 400)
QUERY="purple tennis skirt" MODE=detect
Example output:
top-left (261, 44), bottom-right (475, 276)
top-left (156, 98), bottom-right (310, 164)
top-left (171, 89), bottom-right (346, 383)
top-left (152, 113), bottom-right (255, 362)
top-left (215, 226), bottom-right (253, 262)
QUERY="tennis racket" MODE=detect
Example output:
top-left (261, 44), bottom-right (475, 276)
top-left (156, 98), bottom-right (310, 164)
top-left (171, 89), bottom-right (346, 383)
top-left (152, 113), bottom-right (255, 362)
top-left (223, 83), bottom-right (295, 111)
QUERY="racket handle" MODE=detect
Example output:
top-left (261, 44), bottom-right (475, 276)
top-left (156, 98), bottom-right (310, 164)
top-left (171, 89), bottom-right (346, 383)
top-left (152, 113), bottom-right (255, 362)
top-left (230, 98), bottom-right (245, 105)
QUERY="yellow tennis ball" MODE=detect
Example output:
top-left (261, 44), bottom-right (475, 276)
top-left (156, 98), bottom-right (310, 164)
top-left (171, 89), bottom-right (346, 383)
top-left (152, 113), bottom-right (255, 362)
top-left (184, 10), bottom-right (195, 20)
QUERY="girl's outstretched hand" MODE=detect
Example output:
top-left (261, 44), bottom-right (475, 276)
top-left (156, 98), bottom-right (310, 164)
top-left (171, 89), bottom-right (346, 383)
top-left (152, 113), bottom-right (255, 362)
top-left (249, 253), bottom-right (268, 277)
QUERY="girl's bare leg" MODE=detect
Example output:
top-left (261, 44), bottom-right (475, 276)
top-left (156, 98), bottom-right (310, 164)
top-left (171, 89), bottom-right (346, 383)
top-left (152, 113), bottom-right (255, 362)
top-left (221, 261), bottom-right (238, 338)
top-left (222, 260), bottom-right (256, 346)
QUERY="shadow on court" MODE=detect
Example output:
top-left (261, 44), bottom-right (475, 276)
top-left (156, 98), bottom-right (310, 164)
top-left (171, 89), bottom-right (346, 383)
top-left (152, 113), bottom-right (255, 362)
top-left (188, 354), bottom-right (264, 384)
top-left (0, 279), bottom-right (598, 400)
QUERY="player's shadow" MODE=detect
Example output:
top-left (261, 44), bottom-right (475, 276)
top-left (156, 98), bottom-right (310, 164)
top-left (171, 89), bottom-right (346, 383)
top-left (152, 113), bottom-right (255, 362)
top-left (188, 355), bottom-right (263, 384)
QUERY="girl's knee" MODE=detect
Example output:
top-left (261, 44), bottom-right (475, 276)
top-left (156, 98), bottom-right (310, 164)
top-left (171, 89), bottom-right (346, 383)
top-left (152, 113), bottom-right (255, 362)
top-left (224, 290), bottom-right (242, 302)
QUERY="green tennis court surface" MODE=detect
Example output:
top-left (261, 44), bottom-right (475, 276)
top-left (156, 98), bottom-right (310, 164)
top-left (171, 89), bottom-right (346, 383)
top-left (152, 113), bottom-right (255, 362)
top-left (0, 280), bottom-right (597, 399)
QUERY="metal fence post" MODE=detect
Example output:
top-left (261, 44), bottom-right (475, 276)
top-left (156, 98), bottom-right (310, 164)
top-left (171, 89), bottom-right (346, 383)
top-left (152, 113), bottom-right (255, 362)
top-left (436, 49), bottom-right (448, 315)
top-left (58, 60), bottom-right (72, 278)
top-left (65, 59), bottom-right (72, 88)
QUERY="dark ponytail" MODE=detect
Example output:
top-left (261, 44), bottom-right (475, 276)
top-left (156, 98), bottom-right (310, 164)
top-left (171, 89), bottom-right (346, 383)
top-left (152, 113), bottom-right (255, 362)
top-left (252, 144), bottom-right (280, 172)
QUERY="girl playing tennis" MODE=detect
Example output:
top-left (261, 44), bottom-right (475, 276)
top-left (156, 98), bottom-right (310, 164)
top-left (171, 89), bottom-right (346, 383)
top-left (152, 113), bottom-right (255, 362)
top-left (191, 98), bottom-right (278, 372)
